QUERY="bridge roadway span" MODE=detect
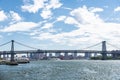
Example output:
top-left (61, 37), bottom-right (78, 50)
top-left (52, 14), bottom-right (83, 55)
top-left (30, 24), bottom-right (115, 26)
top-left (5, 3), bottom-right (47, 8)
top-left (0, 50), bottom-right (112, 54)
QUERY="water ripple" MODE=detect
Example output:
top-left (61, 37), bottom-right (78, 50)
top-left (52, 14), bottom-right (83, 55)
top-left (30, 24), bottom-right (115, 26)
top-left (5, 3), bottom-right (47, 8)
top-left (1, 60), bottom-right (120, 80)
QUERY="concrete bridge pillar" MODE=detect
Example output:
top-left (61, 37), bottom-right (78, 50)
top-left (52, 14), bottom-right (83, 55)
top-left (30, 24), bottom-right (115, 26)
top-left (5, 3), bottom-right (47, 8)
top-left (44, 52), bottom-right (47, 57)
top-left (3, 51), bottom-right (7, 59)
top-left (73, 51), bottom-right (77, 59)
top-left (39, 52), bottom-right (45, 59)
top-left (0, 54), bottom-right (1, 58)
top-left (7, 54), bottom-right (9, 58)
top-left (26, 53), bottom-right (29, 58)
top-left (35, 53), bottom-right (39, 60)
top-left (94, 53), bottom-right (97, 57)
top-left (112, 53), bottom-right (117, 59)
top-left (43, 52), bottom-right (47, 60)
top-left (55, 52), bottom-right (60, 57)
top-left (44, 51), bottom-right (48, 57)
top-left (101, 41), bottom-right (107, 60)
top-left (36, 50), bottom-right (44, 60)
top-left (30, 53), bottom-right (34, 59)
top-left (84, 52), bottom-right (91, 59)
top-left (49, 53), bottom-right (52, 58)
top-left (64, 52), bottom-right (69, 59)
top-left (3, 53), bottom-right (6, 59)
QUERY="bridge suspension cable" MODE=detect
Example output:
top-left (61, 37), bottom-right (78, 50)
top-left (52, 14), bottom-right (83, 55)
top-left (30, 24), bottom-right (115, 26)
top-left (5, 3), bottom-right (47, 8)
top-left (14, 41), bottom-right (39, 50)
top-left (106, 42), bottom-right (120, 50)
top-left (0, 41), bottom-right (11, 48)
top-left (82, 42), bottom-right (102, 50)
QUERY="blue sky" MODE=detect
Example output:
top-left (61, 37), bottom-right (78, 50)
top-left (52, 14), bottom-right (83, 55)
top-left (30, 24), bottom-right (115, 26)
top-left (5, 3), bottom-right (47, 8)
top-left (0, 0), bottom-right (120, 50)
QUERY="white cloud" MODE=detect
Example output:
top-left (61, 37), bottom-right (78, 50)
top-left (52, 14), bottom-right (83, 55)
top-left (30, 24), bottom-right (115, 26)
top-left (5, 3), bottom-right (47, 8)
top-left (10, 11), bottom-right (22, 22)
top-left (21, 0), bottom-right (62, 13)
top-left (46, 0), bottom-right (62, 9)
top-left (22, 0), bottom-right (62, 19)
top-left (32, 6), bottom-right (120, 50)
top-left (70, 6), bottom-right (103, 24)
top-left (56, 16), bottom-right (79, 26)
top-left (41, 23), bottom-right (53, 29)
top-left (114, 7), bottom-right (120, 12)
top-left (57, 16), bottom-right (66, 21)
top-left (0, 10), bottom-right (7, 21)
top-left (21, 0), bottom-right (46, 13)
top-left (89, 7), bottom-right (104, 13)
top-left (64, 17), bottom-right (79, 25)
top-left (0, 10), bottom-right (22, 23)
top-left (40, 9), bottom-right (52, 19)
top-left (40, 0), bottom-right (62, 19)
top-left (33, 22), bottom-right (120, 49)
top-left (0, 22), bottom-right (38, 32)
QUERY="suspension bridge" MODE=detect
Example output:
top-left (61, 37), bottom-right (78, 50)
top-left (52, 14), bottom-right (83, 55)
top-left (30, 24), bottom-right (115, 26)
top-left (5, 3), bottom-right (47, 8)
top-left (0, 40), bottom-right (120, 62)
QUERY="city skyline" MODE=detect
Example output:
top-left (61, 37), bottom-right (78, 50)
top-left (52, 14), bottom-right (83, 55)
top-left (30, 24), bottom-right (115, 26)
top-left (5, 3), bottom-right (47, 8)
top-left (0, 0), bottom-right (120, 50)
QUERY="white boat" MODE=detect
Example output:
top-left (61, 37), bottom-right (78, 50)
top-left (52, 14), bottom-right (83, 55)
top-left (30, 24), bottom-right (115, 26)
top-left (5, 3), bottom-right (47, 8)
top-left (15, 57), bottom-right (30, 63)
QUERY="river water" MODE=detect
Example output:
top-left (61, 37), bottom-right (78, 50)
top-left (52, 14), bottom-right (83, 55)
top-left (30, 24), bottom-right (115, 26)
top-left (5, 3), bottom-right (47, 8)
top-left (0, 60), bottom-right (120, 80)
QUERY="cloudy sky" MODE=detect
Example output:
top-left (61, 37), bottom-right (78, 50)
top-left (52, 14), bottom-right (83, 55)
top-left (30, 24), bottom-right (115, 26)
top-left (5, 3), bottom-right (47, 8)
top-left (0, 0), bottom-right (120, 50)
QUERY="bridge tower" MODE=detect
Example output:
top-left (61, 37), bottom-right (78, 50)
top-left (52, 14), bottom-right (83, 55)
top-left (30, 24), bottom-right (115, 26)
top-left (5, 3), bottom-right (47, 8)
top-left (102, 41), bottom-right (107, 60)
top-left (10, 40), bottom-right (15, 62)
top-left (0, 54), bottom-right (1, 58)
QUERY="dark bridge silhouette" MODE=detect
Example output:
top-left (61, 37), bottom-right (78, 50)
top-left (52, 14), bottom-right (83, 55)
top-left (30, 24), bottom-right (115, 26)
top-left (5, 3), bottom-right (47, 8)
top-left (0, 40), bottom-right (120, 62)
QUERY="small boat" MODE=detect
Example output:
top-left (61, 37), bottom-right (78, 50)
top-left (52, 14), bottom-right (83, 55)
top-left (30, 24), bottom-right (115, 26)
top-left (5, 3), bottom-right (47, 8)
top-left (15, 57), bottom-right (30, 63)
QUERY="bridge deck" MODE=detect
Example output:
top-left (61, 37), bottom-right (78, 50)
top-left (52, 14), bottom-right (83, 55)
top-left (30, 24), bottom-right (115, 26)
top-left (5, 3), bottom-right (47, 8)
top-left (0, 50), bottom-right (112, 54)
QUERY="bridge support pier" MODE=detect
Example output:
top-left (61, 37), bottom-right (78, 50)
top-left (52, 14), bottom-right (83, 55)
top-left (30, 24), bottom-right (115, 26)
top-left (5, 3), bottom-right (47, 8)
top-left (112, 54), bottom-right (117, 59)
top-left (73, 51), bottom-right (77, 59)
top-left (3, 53), bottom-right (6, 59)
top-left (102, 52), bottom-right (107, 60)
top-left (39, 52), bottom-right (44, 59)
top-left (94, 53), bottom-right (97, 57)
top-left (101, 41), bottom-right (107, 60)
top-left (7, 54), bottom-right (9, 58)
top-left (84, 52), bottom-right (91, 59)
top-left (0, 54), bottom-right (1, 59)
top-left (30, 53), bottom-right (34, 59)
top-left (10, 40), bottom-right (15, 62)
top-left (55, 52), bottom-right (60, 58)
top-left (43, 52), bottom-right (47, 60)
top-left (26, 53), bottom-right (29, 58)
top-left (49, 53), bottom-right (52, 58)
top-left (64, 52), bottom-right (69, 60)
